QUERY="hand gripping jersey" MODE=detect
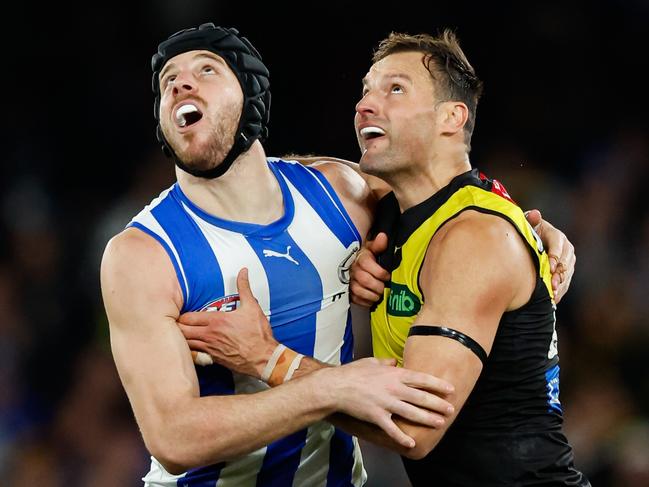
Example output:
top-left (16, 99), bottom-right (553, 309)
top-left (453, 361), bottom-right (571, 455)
top-left (371, 169), bottom-right (589, 486)
top-left (129, 159), bottom-right (365, 487)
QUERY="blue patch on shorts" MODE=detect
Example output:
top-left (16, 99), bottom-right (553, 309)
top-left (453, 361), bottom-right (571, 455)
top-left (545, 364), bottom-right (562, 413)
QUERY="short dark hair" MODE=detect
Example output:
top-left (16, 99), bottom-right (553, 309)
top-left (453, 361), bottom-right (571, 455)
top-left (373, 30), bottom-right (483, 148)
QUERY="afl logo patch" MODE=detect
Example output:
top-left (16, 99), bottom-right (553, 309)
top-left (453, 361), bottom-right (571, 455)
top-left (338, 242), bottom-right (360, 284)
top-left (200, 294), bottom-right (240, 313)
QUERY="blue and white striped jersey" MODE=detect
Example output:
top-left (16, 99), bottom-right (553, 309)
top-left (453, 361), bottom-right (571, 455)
top-left (129, 159), bottom-right (366, 487)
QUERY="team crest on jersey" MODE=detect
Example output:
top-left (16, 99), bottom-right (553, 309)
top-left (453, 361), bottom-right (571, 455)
top-left (338, 242), bottom-right (360, 284)
top-left (200, 294), bottom-right (240, 313)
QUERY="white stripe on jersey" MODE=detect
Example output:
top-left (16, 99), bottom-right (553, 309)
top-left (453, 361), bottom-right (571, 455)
top-left (298, 164), bottom-right (360, 241)
top-left (283, 175), bottom-right (359, 366)
top-left (280, 173), bottom-right (362, 486)
top-left (291, 421), bottom-right (334, 487)
top-left (133, 191), bottom-right (190, 301)
top-left (142, 457), bottom-right (183, 487)
top-left (215, 447), bottom-right (267, 487)
top-left (135, 214), bottom-right (190, 302)
top-left (181, 202), bottom-right (272, 315)
top-left (215, 373), bottom-right (270, 486)
top-left (351, 438), bottom-right (367, 487)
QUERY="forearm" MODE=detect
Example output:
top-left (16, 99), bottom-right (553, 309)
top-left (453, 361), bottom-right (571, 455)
top-left (257, 344), bottom-right (331, 387)
top-left (280, 353), bottom-right (331, 381)
top-left (328, 413), bottom-right (413, 456)
top-left (150, 369), bottom-right (335, 473)
top-left (272, 355), bottom-right (429, 457)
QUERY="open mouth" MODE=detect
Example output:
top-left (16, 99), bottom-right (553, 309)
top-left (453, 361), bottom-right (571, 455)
top-left (360, 126), bottom-right (386, 141)
top-left (175, 103), bottom-right (204, 128)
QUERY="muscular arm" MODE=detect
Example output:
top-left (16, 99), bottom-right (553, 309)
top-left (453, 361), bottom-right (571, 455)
top-left (394, 211), bottom-right (537, 459)
top-left (102, 229), bottom-right (358, 473)
top-left (178, 271), bottom-right (455, 450)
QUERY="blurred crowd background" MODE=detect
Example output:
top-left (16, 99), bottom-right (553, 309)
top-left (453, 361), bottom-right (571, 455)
top-left (2, 1), bottom-right (648, 485)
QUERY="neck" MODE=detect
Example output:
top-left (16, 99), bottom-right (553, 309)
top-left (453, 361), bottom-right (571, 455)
top-left (390, 149), bottom-right (471, 212)
top-left (176, 141), bottom-right (284, 224)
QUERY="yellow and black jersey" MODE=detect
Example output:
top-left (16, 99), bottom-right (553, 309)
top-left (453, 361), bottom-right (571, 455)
top-left (370, 168), bottom-right (589, 486)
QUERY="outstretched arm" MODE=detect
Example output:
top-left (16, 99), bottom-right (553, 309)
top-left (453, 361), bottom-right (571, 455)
top-left (178, 267), bottom-right (456, 450)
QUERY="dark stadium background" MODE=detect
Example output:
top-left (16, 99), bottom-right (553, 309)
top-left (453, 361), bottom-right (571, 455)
top-left (3, 1), bottom-right (648, 485)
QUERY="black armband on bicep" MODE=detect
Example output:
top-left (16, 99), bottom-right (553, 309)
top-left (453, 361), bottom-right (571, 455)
top-left (408, 325), bottom-right (488, 365)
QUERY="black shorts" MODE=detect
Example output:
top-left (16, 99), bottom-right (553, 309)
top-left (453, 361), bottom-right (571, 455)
top-left (402, 430), bottom-right (590, 487)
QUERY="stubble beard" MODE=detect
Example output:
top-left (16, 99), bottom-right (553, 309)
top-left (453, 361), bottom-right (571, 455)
top-left (168, 101), bottom-right (242, 173)
top-left (359, 146), bottom-right (394, 179)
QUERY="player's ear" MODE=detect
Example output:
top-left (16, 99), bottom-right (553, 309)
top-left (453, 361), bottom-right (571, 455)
top-left (437, 101), bottom-right (468, 136)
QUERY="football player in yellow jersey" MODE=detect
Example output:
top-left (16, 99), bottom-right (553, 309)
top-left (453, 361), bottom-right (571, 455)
top-left (350, 31), bottom-right (588, 485)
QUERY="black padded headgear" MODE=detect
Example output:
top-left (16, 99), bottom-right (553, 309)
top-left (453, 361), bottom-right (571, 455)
top-left (152, 23), bottom-right (271, 179)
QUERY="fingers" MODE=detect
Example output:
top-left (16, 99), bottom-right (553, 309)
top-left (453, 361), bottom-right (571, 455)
top-left (357, 249), bottom-right (391, 282)
top-left (369, 232), bottom-right (389, 255)
top-left (560, 241), bottom-right (576, 277)
top-left (375, 358), bottom-right (398, 367)
top-left (350, 278), bottom-right (384, 306)
top-left (353, 265), bottom-right (386, 296)
top-left (236, 267), bottom-right (255, 304)
top-left (524, 209), bottom-right (542, 228)
top-left (548, 253), bottom-right (560, 275)
top-left (350, 243), bottom-right (390, 306)
top-left (398, 386), bottom-right (455, 417)
top-left (550, 258), bottom-right (564, 292)
top-left (376, 414), bottom-right (416, 449)
top-left (551, 247), bottom-right (575, 304)
top-left (177, 311), bottom-right (210, 326)
top-left (178, 322), bottom-right (205, 340)
top-left (389, 399), bottom-right (446, 429)
top-left (401, 370), bottom-right (455, 395)
top-left (187, 339), bottom-right (208, 352)
top-left (351, 294), bottom-right (378, 308)
top-left (535, 217), bottom-right (566, 275)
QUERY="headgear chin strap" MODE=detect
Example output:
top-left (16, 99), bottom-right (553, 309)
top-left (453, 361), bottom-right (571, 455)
top-left (152, 23), bottom-right (271, 179)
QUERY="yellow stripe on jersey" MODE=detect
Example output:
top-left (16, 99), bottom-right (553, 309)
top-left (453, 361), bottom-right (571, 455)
top-left (371, 177), bottom-right (554, 365)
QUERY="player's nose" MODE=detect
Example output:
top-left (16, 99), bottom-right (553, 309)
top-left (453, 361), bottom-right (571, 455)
top-left (172, 72), bottom-right (198, 97)
top-left (355, 90), bottom-right (379, 117)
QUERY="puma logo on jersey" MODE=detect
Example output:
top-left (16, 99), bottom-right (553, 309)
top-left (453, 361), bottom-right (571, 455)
top-left (263, 245), bottom-right (299, 265)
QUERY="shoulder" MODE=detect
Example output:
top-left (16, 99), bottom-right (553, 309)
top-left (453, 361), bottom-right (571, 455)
top-left (432, 210), bottom-right (525, 258)
top-left (309, 159), bottom-right (370, 201)
top-left (422, 211), bottom-right (534, 302)
top-left (305, 159), bottom-right (375, 240)
top-left (101, 228), bottom-right (183, 317)
top-left (280, 155), bottom-right (392, 200)
top-left (102, 227), bottom-right (166, 269)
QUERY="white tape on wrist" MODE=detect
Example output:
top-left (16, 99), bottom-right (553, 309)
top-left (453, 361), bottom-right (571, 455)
top-left (194, 351), bottom-right (214, 366)
top-left (283, 353), bottom-right (304, 382)
top-left (261, 344), bottom-right (287, 383)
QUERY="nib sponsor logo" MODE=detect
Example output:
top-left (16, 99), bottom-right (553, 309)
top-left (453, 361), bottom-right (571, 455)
top-left (387, 283), bottom-right (421, 317)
